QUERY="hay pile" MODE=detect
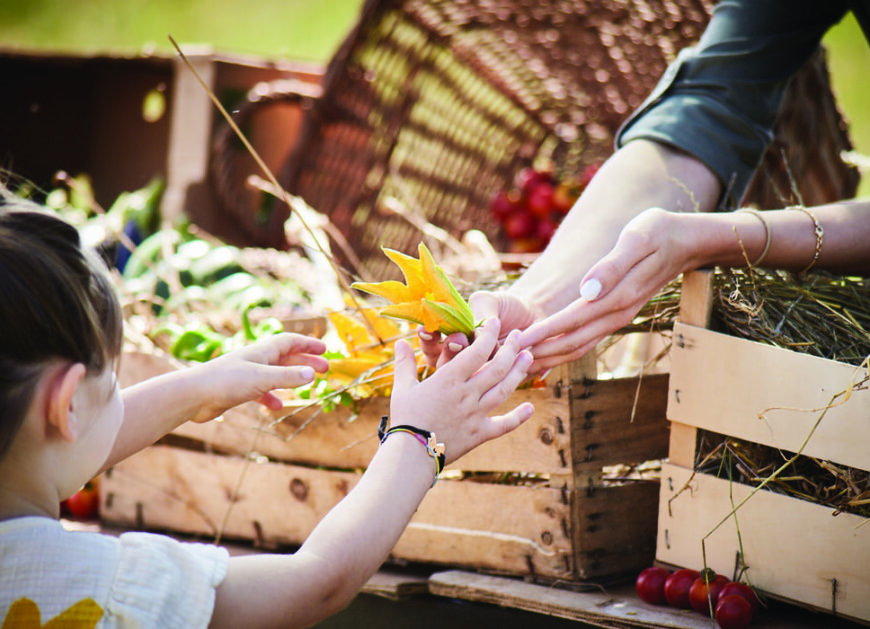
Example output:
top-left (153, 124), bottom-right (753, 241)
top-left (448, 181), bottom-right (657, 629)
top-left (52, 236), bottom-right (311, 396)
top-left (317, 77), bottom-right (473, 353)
top-left (712, 268), bottom-right (870, 365)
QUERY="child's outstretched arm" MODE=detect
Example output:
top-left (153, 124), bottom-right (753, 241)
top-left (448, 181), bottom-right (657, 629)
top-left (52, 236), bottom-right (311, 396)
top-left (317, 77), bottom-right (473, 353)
top-left (209, 318), bottom-right (533, 629)
top-left (106, 333), bottom-right (328, 470)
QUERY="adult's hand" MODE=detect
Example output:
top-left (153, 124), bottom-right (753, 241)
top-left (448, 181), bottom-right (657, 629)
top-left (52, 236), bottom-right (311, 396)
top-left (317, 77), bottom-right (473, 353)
top-left (518, 208), bottom-right (706, 371)
top-left (418, 290), bottom-right (540, 369)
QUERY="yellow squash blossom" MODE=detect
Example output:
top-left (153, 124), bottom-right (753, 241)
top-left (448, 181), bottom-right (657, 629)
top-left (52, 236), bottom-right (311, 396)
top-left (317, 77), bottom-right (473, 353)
top-left (352, 243), bottom-right (476, 338)
top-left (326, 307), bottom-right (423, 396)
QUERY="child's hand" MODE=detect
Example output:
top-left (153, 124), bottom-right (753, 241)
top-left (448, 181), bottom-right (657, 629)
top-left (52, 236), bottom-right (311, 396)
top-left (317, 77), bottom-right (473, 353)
top-left (391, 318), bottom-right (534, 463)
top-left (189, 333), bottom-right (328, 422)
top-left (417, 291), bottom-right (539, 370)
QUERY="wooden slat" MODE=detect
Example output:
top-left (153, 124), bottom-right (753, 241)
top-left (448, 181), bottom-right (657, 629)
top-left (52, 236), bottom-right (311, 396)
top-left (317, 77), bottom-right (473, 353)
top-left (668, 269), bottom-right (714, 466)
top-left (101, 444), bottom-right (361, 546)
top-left (570, 373), bottom-right (670, 472)
top-left (164, 51), bottom-right (216, 225)
top-left (428, 570), bottom-right (714, 629)
top-left (101, 445), bottom-right (575, 579)
top-left (360, 569), bottom-right (430, 601)
top-left (666, 422), bottom-right (697, 469)
top-left (678, 270), bottom-right (714, 328)
top-left (573, 480), bottom-right (659, 580)
top-left (657, 463), bottom-right (870, 623)
top-left (668, 322), bottom-right (870, 472)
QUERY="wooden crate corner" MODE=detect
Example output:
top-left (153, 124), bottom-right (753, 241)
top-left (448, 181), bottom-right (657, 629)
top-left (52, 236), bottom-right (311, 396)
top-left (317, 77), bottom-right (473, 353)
top-left (657, 270), bottom-right (870, 624)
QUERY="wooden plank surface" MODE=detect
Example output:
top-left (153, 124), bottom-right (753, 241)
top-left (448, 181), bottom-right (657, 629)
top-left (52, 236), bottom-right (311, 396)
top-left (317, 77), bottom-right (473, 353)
top-left (428, 569), bottom-right (866, 629)
top-left (668, 322), bottom-right (870, 471)
top-left (657, 463), bottom-right (870, 623)
top-left (101, 445), bottom-right (576, 579)
top-left (119, 350), bottom-right (572, 474)
top-left (678, 270), bottom-right (714, 328)
top-left (428, 570), bottom-right (713, 629)
top-left (570, 373), bottom-right (669, 472)
top-left (573, 481), bottom-right (659, 580)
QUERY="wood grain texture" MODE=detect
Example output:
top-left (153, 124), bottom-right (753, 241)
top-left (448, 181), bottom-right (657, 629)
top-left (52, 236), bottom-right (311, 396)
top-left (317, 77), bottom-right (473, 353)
top-left (668, 322), bottom-right (870, 471)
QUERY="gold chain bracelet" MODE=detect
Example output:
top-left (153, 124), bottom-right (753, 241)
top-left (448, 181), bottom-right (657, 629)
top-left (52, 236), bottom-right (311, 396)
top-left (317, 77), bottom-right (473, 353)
top-left (792, 206), bottom-right (824, 274)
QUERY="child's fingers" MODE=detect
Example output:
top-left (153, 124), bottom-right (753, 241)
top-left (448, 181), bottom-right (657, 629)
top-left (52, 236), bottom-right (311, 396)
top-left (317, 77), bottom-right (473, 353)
top-left (238, 333), bottom-right (327, 367)
top-left (467, 329), bottom-right (522, 392)
top-left (474, 402), bottom-right (535, 445)
top-left (265, 332), bottom-right (327, 353)
top-left (390, 339), bottom-right (418, 391)
top-left (283, 353), bottom-right (330, 373)
top-left (443, 317), bottom-right (500, 377)
top-left (477, 349), bottom-right (533, 409)
top-left (436, 332), bottom-right (469, 369)
top-left (256, 391), bottom-right (284, 411)
top-left (257, 364), bottom-right (317, 391)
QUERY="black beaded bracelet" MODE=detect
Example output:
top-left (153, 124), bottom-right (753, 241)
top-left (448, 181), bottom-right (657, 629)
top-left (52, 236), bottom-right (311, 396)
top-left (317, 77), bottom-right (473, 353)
top-left (378, 416), bottom-right (446, 484)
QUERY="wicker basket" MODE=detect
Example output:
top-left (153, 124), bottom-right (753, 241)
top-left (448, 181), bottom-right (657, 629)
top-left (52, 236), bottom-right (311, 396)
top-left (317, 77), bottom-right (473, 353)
top-left (210, 0), bottom-right (859, 281)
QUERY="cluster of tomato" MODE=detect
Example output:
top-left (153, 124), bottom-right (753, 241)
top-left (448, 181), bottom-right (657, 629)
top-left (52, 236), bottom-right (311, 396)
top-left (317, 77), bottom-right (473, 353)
top-left (635, 566), bottom-right (759, 629)
top-left (488, 161), bottom-right (601, 253)
top-left (60, 478), bottom-right (100, 521)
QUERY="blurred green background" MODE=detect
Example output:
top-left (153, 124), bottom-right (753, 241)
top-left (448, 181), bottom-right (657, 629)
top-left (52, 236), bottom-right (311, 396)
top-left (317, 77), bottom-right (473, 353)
top-left (1, 0), bottom-right (867, 196)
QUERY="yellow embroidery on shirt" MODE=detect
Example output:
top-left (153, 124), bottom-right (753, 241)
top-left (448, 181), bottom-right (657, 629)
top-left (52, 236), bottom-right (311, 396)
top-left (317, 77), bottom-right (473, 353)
top-left (1, 598), bottom-right (103, 629)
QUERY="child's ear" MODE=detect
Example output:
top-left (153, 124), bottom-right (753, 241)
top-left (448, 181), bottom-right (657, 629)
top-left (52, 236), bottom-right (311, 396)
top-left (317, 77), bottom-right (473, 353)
top-left (46, 363), bottom-right (87, 442)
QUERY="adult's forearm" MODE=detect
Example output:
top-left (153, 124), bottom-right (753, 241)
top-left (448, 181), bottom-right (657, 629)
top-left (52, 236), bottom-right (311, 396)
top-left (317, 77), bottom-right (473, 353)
top-left (699, 199), bottom-right (870, 274)
top-left (509, 139), bottom-right (721, 317)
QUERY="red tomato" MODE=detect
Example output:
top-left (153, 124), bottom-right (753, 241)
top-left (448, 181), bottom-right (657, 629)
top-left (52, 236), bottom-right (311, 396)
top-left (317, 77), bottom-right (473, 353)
top-left (526, 182), bottom-right (556, 219)
top-left (489, 190), bottom-right (521, 221)
top-left (635, 566), bottom-right (671, 605)
top-left (517, 166), bottom-right (553, 198)
top-left (507, 236), bottom-right (545, 253)
top-left (718, 582), bottom-right (760, 618)
top-left (663, 568), bottom-right (700, 609)
top-left (64, 480), bottom-right (100, 520)
top-left (502, 210), bottom-right (537, 240)
top-left (689, 571), bottom-right (730, 614)
top-left (715, 594), bottom-right (753, 629)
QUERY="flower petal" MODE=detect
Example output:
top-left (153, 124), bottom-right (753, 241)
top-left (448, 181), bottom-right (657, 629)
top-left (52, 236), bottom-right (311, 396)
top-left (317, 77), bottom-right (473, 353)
top-left (351, 280), bottom-right (411, 305)
top-left (422, 299), bottom-right (474, 337)
top-left (382, 248), bottom-right (427, 297)
top-left (418, 243), bottom-right (475, 324)
top-left (380, 301), bottom-right (428, 328)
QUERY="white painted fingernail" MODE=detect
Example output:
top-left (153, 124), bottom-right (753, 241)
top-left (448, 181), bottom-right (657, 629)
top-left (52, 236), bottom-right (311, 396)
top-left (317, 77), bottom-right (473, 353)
top-left (299, 367), bottom-right (314, 380)
top-left (448, 342), bottom-right (463, 353)
top-left (580, 278), bottom-right (602, 300)
top-left (419, 331), bottom-right (433, 340)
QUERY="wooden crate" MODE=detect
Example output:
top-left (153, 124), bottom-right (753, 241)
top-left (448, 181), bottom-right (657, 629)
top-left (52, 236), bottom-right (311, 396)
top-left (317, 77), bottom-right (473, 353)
top-left (0, 48), bottom-right (322, 247)
top-left (657, 271), bottom-right (870, 624)
top-left (103, 346), bottom-right (670, 582)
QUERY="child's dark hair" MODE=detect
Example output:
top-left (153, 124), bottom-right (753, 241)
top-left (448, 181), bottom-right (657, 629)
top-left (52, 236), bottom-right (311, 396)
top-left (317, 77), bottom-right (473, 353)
top-left (0, 191), bottom-right (123, 459)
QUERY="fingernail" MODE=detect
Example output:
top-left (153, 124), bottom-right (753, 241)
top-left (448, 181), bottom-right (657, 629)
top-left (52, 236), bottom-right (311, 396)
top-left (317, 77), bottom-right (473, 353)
top-left (519, 350), bottom-right (533, 365)
top-left (299, 367), bottom-right (314, 380)
top-left (580, 278), bottom-right (602, 300)
top-left (419, 331), bottom-right (433, 341)
top-left (448, 342), bottom-right (463, 353)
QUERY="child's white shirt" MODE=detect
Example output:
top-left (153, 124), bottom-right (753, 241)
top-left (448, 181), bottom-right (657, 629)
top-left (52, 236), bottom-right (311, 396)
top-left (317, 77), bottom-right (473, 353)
top-left (0, 516), bottom-right (229, 628)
